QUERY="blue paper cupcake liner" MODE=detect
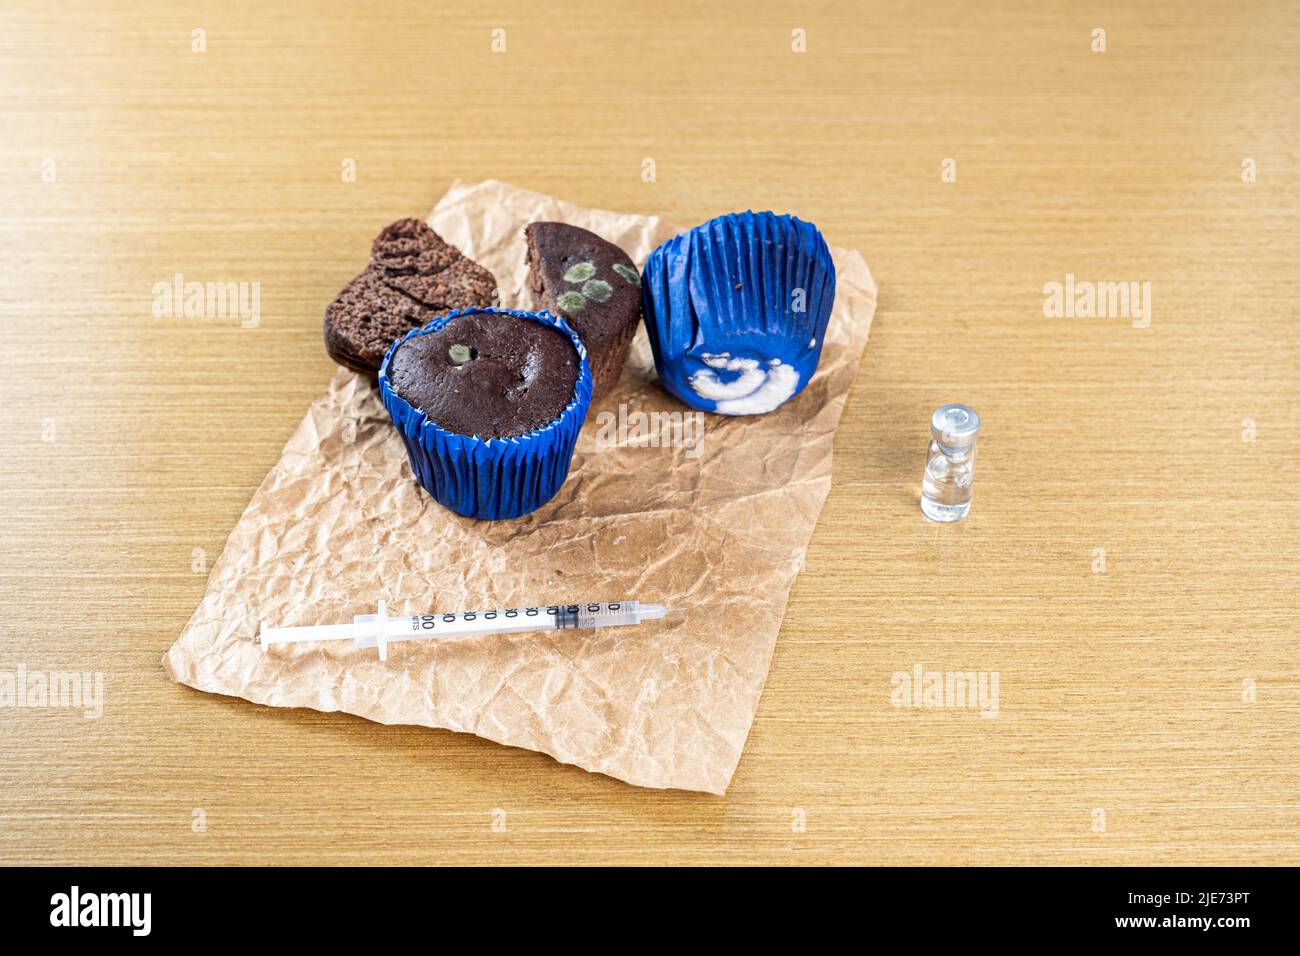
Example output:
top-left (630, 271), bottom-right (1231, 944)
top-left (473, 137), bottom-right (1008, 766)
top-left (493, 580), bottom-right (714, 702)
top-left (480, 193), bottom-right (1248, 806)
top-left (641, 211), bottom-right (836, 415)
top-left (378, 307), bottom-right (593, 520)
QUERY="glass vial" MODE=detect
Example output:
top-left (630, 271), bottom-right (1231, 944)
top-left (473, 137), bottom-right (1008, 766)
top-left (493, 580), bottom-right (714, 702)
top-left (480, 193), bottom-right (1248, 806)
top-left (920, 403), bottom-right (980, 523)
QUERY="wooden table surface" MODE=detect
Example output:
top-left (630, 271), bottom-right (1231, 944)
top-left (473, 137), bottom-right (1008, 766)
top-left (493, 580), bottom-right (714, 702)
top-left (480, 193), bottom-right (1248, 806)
top-left (2, 0), bottom-right (1297, 866)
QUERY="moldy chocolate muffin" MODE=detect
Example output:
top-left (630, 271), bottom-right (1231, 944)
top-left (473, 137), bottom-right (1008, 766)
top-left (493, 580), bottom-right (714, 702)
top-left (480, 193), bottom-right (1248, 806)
top-left (378, 308), bottom-right (593, 520)
top-left (386, 311), bottom-right (580, 440)
top-left (524, 222), bottom-right (642, 403)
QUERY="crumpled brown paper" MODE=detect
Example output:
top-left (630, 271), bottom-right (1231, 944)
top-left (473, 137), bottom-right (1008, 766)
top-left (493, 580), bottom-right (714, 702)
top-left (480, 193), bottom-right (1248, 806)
top-left (163, 179), bottom-right (877, 794)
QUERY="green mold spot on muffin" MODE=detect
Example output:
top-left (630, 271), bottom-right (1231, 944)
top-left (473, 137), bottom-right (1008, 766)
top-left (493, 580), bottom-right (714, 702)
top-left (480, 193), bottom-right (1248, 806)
top-left (612, 262), bottom-right (641, 285)
top-left (563, 262), bottom-right (596, 283)
top-left (556, 291), bottom-right (587, 313)
top-left (448, 343), bottom-right (473, 366)
top-left (582, 279), bottom-right (613, 303)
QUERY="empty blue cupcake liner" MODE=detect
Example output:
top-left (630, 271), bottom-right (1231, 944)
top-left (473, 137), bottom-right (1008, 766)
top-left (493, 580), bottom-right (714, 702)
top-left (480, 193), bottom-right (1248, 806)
top-left (641, 210), bottom-right (836, 415)
top-left (378, 307), bottom-right (593, 520)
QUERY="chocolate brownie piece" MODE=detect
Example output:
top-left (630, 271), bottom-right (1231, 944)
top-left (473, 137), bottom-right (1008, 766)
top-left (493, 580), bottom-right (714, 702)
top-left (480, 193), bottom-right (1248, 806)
top-left (387, 311), bottom-right (580, 440)
top-left (370, 218), bottom-right (498, 309)
top-left (525, 222), bottom-right (642, 402)
top-left (323, 219), bottom-right (498, 376)
top-left (323, 265), bottom-right (436, 376)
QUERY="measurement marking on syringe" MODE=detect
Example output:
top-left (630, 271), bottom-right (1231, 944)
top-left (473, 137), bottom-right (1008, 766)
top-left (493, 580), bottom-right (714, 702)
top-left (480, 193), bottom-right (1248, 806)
top-left (410, 603), bottom-right (630, 632)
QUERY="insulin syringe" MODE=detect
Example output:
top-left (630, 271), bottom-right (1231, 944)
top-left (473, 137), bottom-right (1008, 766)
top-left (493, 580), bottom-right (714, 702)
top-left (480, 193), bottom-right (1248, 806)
top-left (259, 600), bottom-right (676, 661)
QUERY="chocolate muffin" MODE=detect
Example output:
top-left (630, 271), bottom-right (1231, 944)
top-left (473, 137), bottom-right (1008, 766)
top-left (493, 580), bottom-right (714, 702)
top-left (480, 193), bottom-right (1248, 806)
top-left (524, 222), bottom-right (642, 402)
top-left (323, 219), bottom-right (498, 376)
top-left (378, 308), bottom-right (594, 520)
top-left (386, 311), bottom-right (580, 440)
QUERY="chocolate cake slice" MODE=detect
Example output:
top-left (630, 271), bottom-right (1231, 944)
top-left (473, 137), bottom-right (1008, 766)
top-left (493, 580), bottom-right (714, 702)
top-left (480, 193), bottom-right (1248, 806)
top-left (323, 219), bottom-right (498, 376)
top-left (525, 221), bottom-right (642, 402)
top-left (369, 218), bottom-right (498, 310)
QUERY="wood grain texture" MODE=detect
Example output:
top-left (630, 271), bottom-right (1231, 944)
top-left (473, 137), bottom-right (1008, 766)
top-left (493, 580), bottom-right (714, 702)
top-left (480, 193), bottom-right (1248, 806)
top-left (1, 0), bottom-right (1297, 865)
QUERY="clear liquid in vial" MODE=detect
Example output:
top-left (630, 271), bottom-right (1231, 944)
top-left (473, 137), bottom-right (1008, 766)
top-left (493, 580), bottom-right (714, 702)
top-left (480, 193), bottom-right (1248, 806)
top-left (920, 404), bottom-right (979, 523)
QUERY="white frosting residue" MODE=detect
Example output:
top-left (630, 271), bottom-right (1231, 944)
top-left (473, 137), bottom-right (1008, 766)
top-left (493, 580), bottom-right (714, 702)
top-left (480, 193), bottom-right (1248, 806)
top-left (688, 352), bottom-right (800, 415)
top-left (689, 353), bottom-right (765, 400)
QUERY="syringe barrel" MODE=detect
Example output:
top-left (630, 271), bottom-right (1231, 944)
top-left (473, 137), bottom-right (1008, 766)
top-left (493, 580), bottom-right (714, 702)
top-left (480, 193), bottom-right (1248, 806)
top-left (558, 602), bottom-right (643, 629)
top-left (389, 602), bottom-right (644, 643)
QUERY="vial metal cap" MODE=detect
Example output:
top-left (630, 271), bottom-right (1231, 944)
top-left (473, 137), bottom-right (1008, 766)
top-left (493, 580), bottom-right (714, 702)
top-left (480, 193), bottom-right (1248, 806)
top-left (931, 403), bottom-right (980, 450)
